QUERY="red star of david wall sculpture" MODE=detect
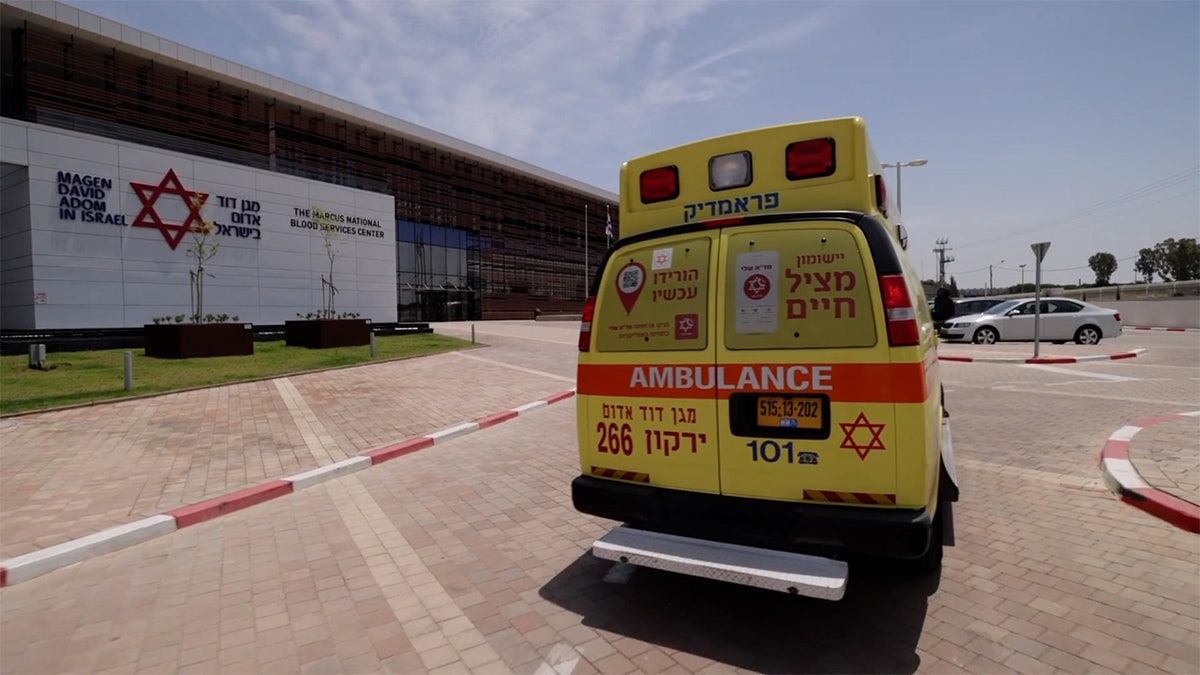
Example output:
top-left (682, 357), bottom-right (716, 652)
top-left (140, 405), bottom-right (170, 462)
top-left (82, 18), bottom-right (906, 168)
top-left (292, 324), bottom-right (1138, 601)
top-left (130, 168), bottom-right (210, 250)
top-left (839, 412), bottom-right (886, 460)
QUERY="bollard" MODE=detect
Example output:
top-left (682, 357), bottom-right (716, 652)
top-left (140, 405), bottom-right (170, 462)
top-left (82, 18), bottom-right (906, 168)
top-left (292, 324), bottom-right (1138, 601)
top-left (28, 343), bottom-right (46, 370)
top-left (471, 324), bottom-right (476, 344)
top-left (369, 332), bottom-right (377, 358)
top-left (124, 351), bottom-right (134, 391)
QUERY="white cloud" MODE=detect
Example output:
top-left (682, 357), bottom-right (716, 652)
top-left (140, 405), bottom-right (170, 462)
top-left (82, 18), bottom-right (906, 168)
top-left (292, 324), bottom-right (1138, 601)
top-left (234, 0), bottom-right (844, 188)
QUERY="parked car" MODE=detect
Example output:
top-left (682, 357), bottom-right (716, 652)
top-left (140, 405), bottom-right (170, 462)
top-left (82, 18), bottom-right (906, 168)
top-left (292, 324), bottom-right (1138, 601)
top-left (940, 298), bottom-right (1121, 345)
top-left (954, 297), bottom-right (1005, 316)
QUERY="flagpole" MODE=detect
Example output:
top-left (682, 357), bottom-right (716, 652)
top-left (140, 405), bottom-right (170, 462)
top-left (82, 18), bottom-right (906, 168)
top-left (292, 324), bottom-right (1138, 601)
top-left (584, 204), bottom-right (589, 299)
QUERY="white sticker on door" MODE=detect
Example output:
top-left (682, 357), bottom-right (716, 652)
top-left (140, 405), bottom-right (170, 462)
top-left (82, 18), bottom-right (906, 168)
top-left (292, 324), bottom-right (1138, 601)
top-left (735, 250), bottom-right (779, 334)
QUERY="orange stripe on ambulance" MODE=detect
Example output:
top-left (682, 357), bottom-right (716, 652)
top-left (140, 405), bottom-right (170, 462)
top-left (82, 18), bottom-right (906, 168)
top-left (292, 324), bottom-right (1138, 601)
top-left (629, 365), bottom-right (833, 391)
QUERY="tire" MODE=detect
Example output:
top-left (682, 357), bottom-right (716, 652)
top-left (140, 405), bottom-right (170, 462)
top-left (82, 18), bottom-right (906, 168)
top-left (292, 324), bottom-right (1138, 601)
top-left (973, 326), bottom-right (999, 344)
top-left (1074, 325), bottom-right (1102, 345)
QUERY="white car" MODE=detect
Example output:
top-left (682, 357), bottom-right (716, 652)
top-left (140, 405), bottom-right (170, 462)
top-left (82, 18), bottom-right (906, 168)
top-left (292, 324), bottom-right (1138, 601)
top-left (939, 298), bottom-right (1122, 345)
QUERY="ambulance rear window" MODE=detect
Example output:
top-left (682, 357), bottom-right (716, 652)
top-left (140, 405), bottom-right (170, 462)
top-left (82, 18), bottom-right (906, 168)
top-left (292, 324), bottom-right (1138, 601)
top-left (594, 236), bottom-right (711, 352)
top-left (724, 227), bottom-right (876, 349)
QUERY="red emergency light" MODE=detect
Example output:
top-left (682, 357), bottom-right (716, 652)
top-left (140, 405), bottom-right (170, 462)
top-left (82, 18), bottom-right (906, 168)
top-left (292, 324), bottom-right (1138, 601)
top-left (785, 138), bottom-right (836, 181)
top-left (639, 166), bottom-right (679, 204)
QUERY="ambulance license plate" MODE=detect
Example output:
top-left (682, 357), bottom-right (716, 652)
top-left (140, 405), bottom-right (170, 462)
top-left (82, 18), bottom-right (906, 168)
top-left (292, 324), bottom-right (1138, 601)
top-left (756, 395), bottom-right (823, 429)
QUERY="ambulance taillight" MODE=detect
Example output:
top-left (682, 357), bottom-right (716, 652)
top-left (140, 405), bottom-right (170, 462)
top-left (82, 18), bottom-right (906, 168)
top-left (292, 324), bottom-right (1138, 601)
top-left (785, 138), bottom-right (836, 180)
top-left (640, 166), bottom-right (679, 204)
top-left (874, 174), bottom-right (888, 217)
top-left (578, 295), bottom-right (597, 351)
top-left (880, 275), bottom-right (919, 346)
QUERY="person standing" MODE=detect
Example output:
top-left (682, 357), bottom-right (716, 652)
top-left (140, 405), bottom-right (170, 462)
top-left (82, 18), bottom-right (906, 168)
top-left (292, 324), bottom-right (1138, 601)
top-left (932, 287), bottom-right (955, 329)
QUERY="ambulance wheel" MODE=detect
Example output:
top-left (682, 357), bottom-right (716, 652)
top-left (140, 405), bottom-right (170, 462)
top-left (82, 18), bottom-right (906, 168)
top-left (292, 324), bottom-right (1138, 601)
top-left (972, 327), bottom-right (999, 345)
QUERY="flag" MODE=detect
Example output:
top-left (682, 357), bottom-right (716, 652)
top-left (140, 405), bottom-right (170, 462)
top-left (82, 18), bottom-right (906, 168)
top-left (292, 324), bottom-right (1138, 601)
top-left (605, 206), bottom-right (616, 247)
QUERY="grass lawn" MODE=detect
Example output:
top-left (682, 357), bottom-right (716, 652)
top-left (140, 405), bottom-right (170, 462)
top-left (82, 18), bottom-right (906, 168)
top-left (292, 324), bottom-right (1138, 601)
top-left (0, 333), bottom-right (476, 415)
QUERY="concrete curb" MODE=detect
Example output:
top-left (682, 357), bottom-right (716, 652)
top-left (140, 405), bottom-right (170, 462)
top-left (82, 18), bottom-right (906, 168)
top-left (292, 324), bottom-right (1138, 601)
top-left (0, 515), bottom-right (178, 587)
top-left (1098, 411), bottom-right (1200, 534)
top-left (0, 389), bottom-right (578, 588)
top-left (939, 348), bottom-right (1147, 364)
top-left (285, 456), bottom-right (372, 492)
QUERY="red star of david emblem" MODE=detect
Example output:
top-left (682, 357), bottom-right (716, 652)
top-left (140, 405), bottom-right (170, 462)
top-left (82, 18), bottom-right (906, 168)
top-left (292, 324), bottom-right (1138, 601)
top-left (839, 412), bottom-right (886, 460)
top-left (130, 168), bottom-right (209, 250)
top-left (744, 274), bottom-right (770, 300)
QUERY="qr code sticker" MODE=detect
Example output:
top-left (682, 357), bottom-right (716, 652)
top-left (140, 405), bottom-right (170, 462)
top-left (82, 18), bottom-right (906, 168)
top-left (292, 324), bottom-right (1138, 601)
top-left (620, 266), bottom-right (643, 291)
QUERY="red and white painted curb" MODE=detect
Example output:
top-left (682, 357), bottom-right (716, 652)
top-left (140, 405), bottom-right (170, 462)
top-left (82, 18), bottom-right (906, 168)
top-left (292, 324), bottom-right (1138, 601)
top-left (939, 348), bottom-right (1147, 364)
top-left (0, 389), bottom-right (578, 588)
top-left (1126, 326), bottom-right (1200, 332)
top-left (1098, 411), bottom-right (1200, 534)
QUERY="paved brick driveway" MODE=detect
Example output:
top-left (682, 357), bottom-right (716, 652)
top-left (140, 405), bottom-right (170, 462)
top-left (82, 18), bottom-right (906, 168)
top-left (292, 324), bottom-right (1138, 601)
top-left (1, 323), bottom-right (1196, 673)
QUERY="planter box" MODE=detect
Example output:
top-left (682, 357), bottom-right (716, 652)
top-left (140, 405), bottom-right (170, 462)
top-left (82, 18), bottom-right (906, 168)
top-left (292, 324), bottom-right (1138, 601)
top-left (143, 323), bottom-right (254, 359)
top-left (285, 319), bottom-right (372, 349)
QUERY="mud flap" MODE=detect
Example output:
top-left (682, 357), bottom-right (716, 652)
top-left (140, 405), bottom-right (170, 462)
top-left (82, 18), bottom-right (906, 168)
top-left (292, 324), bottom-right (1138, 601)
top-left (939, 417), bottom-right (960, 503)
top-left (939, 418), bottom-right (958, 546)
top-left (940, 500), bottom-right (955, 546)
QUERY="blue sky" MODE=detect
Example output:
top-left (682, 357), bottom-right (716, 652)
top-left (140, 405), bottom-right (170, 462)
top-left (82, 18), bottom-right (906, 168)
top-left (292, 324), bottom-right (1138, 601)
top-left (69, 0), bottom-right (1199, 288)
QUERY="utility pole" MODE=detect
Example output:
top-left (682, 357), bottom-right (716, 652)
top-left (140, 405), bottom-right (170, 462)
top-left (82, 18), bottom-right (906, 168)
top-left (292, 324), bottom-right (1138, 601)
top-left (934, 238), bottom-right (954, 289)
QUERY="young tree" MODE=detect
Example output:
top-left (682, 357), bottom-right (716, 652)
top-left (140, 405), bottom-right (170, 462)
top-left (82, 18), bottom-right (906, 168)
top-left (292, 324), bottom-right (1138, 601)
top-left (1087, 251), bottom-right (1117, 286)
top-left (313, 206), bottom-right (342, 318)
top-left (186, 220), bottom-right (220, 322)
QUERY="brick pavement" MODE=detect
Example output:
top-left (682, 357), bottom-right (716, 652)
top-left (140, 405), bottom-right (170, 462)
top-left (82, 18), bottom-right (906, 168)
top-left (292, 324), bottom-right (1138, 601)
top-left (1099, 412), bottom-right (1200, 533)
top-left (1, 323), bottom-right (1197, 673)
top-left (1131, 416), bottom-right (1200, 507)
top-left (0, 349), bottom-right (572, 560)
top-left (2, 394), bottom-right (1198, 673)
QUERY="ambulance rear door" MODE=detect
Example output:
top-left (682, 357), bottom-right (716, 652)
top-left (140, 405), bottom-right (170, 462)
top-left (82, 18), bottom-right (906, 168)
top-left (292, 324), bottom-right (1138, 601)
top-left (714, 219), bottom-right (902, 506)
top-left (577, 231), bottom-right (721, 494)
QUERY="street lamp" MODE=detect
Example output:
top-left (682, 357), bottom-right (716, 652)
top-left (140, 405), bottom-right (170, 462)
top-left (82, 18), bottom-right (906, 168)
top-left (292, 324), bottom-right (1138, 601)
top-left (1019, 263), bottom-right (1027, 289)
top-left (989, 259), bottom-right (1005, 296)
top-left (880, 159), bottom-right (928, 213)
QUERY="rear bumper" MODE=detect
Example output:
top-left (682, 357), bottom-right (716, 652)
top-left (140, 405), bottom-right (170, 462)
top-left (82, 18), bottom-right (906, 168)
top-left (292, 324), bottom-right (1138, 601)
top-left (572, 475), bottom-right (933, 560)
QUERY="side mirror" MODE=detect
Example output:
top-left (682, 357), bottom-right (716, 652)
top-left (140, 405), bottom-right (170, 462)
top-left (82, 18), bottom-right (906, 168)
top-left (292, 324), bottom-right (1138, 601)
top-left (896, 223), bottom-right (909, 250)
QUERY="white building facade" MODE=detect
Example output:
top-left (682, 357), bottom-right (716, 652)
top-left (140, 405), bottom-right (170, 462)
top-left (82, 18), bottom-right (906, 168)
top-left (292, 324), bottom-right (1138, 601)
top-left (1, 119), bottom-right (396, 330)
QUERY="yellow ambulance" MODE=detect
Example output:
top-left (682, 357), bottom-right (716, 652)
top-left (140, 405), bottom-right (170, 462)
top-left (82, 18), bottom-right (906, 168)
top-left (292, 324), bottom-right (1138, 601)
top-left (573, 117), bottom-right (957, 599)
